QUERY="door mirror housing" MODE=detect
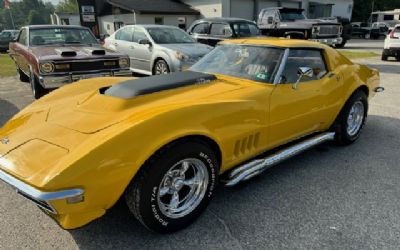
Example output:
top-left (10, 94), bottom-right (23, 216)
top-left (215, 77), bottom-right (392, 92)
top-left (138, 39), bottom-right (152, 46)
top-left (293, 67), bottom-right (314, 89)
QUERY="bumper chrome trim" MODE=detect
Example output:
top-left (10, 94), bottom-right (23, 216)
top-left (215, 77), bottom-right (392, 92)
top-left (310, 37), bottom-right (343, 45)
top-left (39, 69), bottom-right (132, 88)
top-left (0, 168), bottom-right (84, 214)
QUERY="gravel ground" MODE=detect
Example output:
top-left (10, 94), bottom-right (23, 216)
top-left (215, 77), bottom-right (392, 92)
top-left (0, 54), bottom-right (399, 250)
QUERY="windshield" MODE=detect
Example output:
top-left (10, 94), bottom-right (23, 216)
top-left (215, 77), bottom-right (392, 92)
top-left (280, 11), bottom-right (306, 21)
top-left (191, 44), bottom-right (284, 83)
top-left (29, 28), bottom-right (98, 46)
top-left (147, 27), bottom-right (195, 44)
top-left (232, 23), bottom-right (260, 37)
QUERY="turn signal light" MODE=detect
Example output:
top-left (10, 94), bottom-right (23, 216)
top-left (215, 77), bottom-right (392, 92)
top-left (55, 64), bottom-right (70, 70)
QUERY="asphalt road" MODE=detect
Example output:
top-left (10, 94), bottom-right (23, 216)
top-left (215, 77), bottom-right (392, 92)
top-left (1, 51), bottom-right (400, 249)
top-left (343, 38), bottom-right (385, 54)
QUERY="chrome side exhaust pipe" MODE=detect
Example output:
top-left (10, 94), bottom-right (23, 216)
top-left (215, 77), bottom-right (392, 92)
top-left (224, 132), bottom-right (335, 187)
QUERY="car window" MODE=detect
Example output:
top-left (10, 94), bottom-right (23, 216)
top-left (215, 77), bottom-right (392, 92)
top-left (210, 23), bottom-right (232, 37)
top-left (18, 29), bottom-right (28, 46)
top-left (117, 27), bottom-right (133, 42)
top-left (280, 49), bottom-right (327, 84)
top-left (29, 28), bottom-right (98, 46)
top-left (232, 23), bottom-right (260, 37)
top-left (133, 28), bottom-right (148, 43)
top-left (147, 27), bottom-right (195, 44)
top-left (191, 44), bottom-right (284, 83)
top-left (191, 23), bottom-right (209, 34)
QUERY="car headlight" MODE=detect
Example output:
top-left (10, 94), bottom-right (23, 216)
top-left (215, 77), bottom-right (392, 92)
top-left (118, 58), bottom-right (130, 68)
top-left (175, 51), bottom-right (189, 61)
top-left (312, 26), bottom-right (320, 34)
top-left (40, 62), bottom-right (54, 74)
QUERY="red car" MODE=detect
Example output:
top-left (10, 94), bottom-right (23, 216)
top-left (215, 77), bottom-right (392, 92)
top-left (9, 25), bottom-right (131, 99)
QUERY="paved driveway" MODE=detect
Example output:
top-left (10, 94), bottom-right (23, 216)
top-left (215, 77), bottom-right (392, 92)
top-left (0, 56), bottom-right (400, 250)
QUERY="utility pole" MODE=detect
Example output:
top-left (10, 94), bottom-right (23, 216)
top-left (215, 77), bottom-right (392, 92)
top-left (370, 0), bottom-right (375, 24)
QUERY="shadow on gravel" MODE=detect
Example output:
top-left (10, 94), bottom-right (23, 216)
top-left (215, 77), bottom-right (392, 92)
top-left (0, 99), bottom-right (19, 127)
top-left (70, 115), bottom-right (400, 250)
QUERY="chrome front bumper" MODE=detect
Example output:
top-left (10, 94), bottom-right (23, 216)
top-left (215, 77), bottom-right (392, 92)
top-left (310, 37), bottom-right (343, 45)
top-left (39, 69), bottom-right (132, 89)
top-left (0, 168), bottom-right (84, 214)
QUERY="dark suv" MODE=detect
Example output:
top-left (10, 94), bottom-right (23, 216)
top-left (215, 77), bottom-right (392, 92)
top-left (187, 18), bottom-right (261, 46)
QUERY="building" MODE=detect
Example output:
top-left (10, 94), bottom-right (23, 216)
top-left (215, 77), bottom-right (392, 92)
top-left (50, 13), bottom-right (80, 25)
top-left (77, 0), bottom-right (200, 36)
top-left (76, 0), bottom-right (353, 36)
top-left (183, 0), bottom-right (354, 21)
top-left (372, 9), bottom-right (400, 26)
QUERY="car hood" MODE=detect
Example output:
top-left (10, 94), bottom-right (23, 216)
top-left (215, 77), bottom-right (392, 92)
top-left (0, 73), bottom-right (245, 187)
top-left (29, 45), bottom-right (124, 61)
top-left (161, 43), bottom-right (213, 57)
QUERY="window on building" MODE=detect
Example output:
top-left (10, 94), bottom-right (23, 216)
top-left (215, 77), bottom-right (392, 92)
top-left (191, 23), bottom-right (209, 34)
top-left (114, 22), bottom-right (124, 31)
top-left (155, 17), bottom-right (164, 25)
top-left (384, 15), bottom-right (394, 21)
top-left (210, 23), bottom-right (232, 37)
top-left (107, 24), bottom-right (111, 31)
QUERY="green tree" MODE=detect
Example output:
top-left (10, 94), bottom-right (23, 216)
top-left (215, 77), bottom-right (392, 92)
top-left (27, 10), bottom-right (46, 25)
top-left (56, 0), bottom-right (78, 14)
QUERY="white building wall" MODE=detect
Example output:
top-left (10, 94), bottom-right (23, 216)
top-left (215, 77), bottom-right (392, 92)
top-left (182, 0), bottom-right (223, 18)
top-left (312, 0), bottom-right (353, 19)
top-left (98, 14), bottom-right (198, 35)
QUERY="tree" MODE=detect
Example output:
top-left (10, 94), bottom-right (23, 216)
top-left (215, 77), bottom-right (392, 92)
top-left (56, 0), bottom-right (78, 14)
top-left (27, 10), bottom-right (46, 25)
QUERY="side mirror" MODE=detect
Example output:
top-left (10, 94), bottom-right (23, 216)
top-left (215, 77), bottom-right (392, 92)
top-left (138, 39), bottom-right (152, 46)
top-left (267, 16), bottom-right (274, 24)
top-left (293, 67), bottom-right (313, 89)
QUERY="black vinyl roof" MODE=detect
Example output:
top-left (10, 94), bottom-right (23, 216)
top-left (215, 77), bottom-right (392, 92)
top-left (105, 0), bottom-right (200, 15)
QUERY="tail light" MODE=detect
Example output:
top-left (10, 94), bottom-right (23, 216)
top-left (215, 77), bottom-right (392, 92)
top-left (390, 31), bottom-right (399, 39)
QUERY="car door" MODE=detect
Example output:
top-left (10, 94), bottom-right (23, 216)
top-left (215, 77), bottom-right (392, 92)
top-left (189, 22), bottom-right (210, 45)
top-left (208, 23), bottom-right (232, 47)
top-left (268, 48), bottom-right (343, 147)
top-left (130, 27), bottom-right (153, 72)
top-left (112, 27), bottom-right (134, 66)
top-left (12, 28), bottom-right (29, 73)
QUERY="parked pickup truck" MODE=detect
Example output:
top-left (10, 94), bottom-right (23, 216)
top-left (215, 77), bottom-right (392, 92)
top-left (258, 7), bottom-right (343, 46)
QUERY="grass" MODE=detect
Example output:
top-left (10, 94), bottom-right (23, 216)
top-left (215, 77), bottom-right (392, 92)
top-left (0, 53), bottom-right (16, 77)
top-left (339, 50), bottom-right (380, 59)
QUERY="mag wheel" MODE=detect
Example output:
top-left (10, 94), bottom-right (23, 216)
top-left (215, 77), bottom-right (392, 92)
top-left (332, 90), bottom-right (368, 145)
top-left (125, 141), bottom-right (219, 233)
top-left (153, 60), bottom-right (170, 75)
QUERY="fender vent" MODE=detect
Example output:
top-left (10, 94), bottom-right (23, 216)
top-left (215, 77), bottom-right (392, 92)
top-left (234, 132), bottom-right (260, 157)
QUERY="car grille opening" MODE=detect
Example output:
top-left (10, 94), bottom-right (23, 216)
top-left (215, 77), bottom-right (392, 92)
top-left (317, 25), bottom-right (340, 36)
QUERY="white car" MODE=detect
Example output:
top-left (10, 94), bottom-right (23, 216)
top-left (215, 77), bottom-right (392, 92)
top-left (104, 25), bottom-right (213, 75)
top-left (382, 24), bottom-right (400, 61)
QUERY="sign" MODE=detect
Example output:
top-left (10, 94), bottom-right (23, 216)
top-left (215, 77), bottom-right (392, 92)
top-left (82, 14), bottom-right (96, 22)
top-left (81, 5), bottom-right (95, 14)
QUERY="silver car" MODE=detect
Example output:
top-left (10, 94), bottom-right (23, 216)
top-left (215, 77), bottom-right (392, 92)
top-left (104, 25), bottom-right (213, 75)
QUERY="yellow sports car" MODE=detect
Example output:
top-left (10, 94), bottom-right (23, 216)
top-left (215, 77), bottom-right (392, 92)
top-left (0, 38), bottom-right (382, 233)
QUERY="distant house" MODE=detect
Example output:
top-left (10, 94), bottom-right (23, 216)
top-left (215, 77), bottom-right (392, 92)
top-left (372, 9), bottom-right (400, 26)
top-left (76, 0), bottom-right (354, 37)
top-left (50, 13), bottom-right (80, 26)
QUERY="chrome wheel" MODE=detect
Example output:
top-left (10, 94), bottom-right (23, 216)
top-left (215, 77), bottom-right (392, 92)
top-left (154, 61), bottom-right (169, 75)
top-left (347, 101), bottom-right (365, 136)
top-left (157, 158), bottom-right (209, 219)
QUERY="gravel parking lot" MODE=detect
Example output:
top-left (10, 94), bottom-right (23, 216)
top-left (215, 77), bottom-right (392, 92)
top-left (1, 40), bottom-right (400, 249)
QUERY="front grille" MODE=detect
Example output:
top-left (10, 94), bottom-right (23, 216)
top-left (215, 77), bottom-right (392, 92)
top-left (317, 25), bottom-right (340, 36)
top-left (54, 60), bottom-right (119, 73)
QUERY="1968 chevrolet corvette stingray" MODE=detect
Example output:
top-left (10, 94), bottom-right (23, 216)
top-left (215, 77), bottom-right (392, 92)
top-left (0, 38), bottom-right (382, 233)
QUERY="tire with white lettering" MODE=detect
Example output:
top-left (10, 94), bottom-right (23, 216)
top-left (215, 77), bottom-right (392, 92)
top-left (125, 141), bottom-right (219, 233)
